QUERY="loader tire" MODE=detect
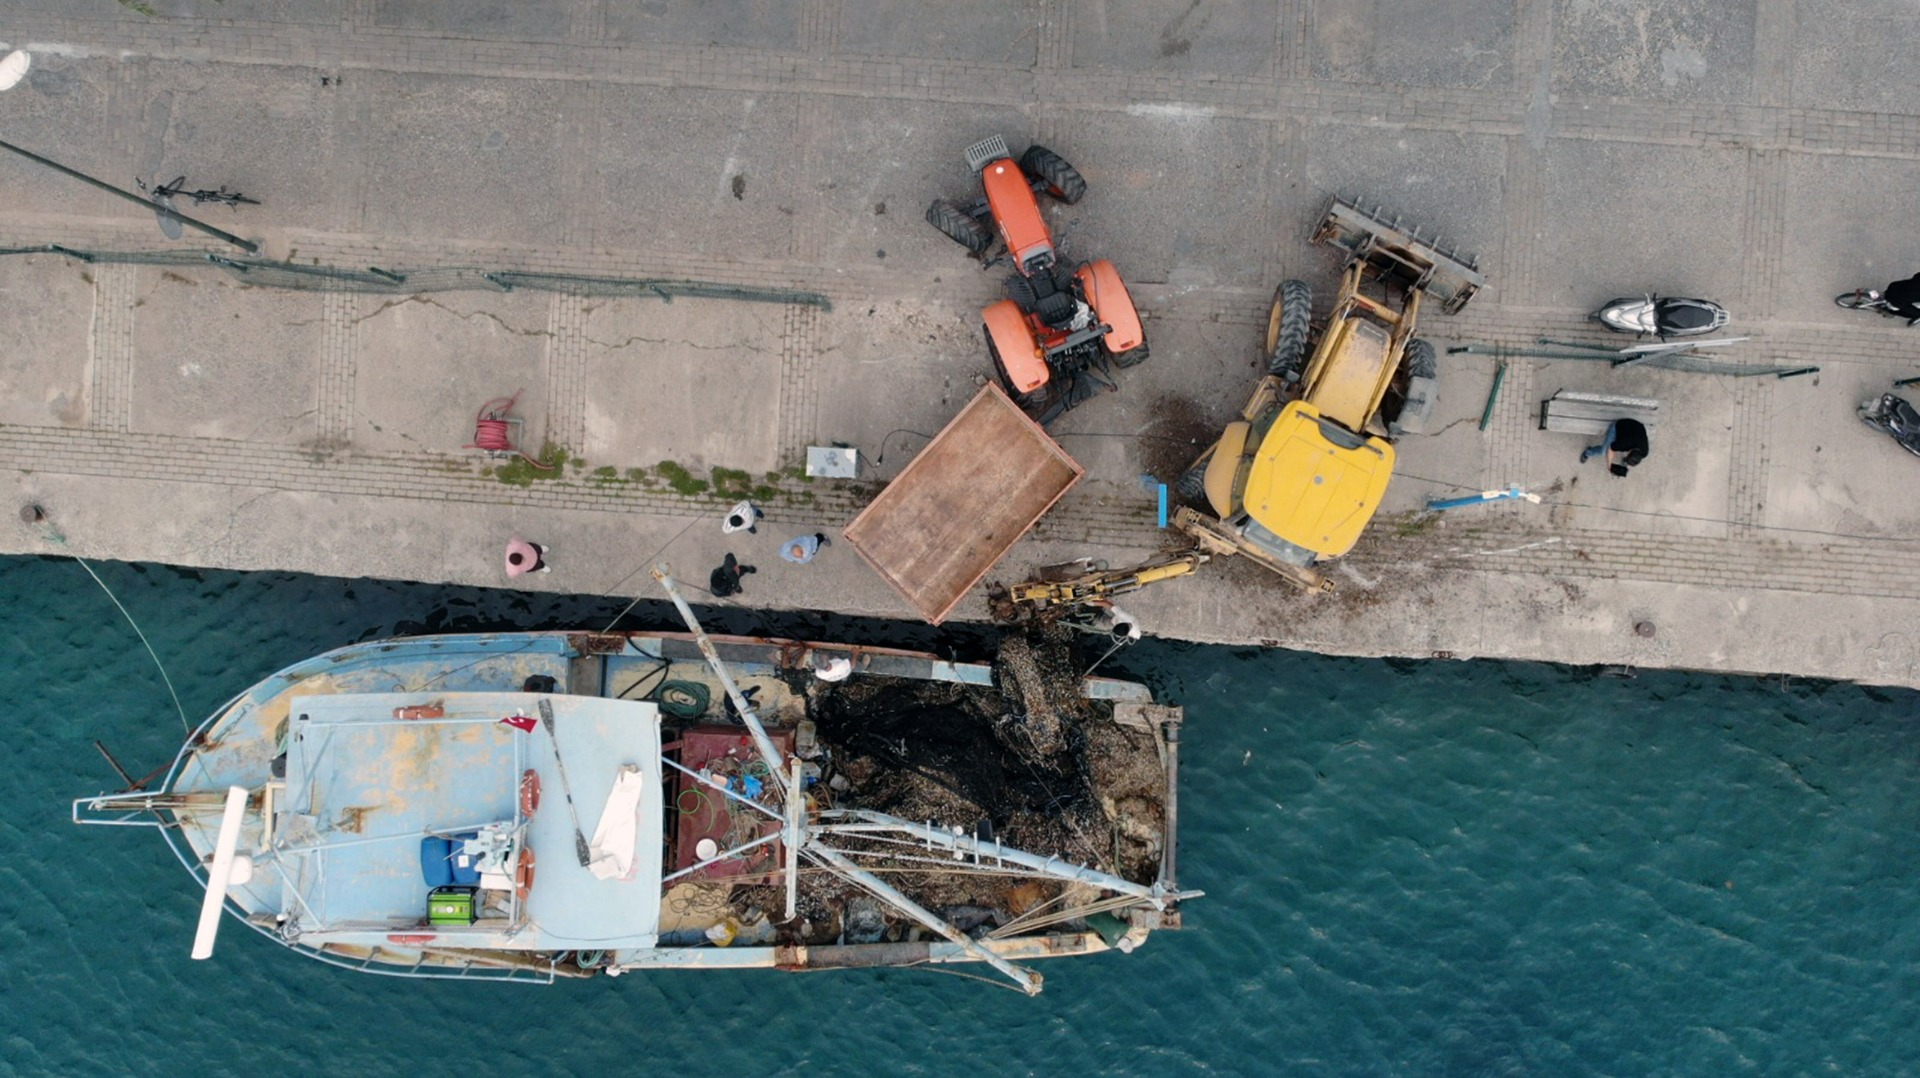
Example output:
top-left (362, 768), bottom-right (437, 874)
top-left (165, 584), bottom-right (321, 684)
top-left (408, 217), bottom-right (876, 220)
top-left (926, 198), bottom-right (991, 255)
top-left (1403, 338), bottom-right (1437, 379)
top-left (1018, 145), bottom-right (1087, 205)
top-left (1266, 279), bottom-right (1312, 377)
top-left (1175, 461), bottom-right (1209, 503)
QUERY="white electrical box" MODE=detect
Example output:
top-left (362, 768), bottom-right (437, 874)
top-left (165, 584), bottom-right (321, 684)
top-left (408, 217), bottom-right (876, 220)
top-left (806, 446), bottom-right (859, 479)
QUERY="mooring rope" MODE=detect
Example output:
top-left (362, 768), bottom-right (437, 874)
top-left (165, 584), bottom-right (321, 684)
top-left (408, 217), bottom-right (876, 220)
top-left (73, 557), bottom-right (190, 734)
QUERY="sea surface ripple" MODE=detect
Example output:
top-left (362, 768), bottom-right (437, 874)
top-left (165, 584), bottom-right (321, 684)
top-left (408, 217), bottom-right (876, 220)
top-left (2, 556), bottom-right (1916, 1076)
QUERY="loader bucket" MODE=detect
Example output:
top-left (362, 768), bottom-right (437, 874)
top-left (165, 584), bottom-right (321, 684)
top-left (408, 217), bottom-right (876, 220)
top-left (1311, 196), bottom-right (1487, 315)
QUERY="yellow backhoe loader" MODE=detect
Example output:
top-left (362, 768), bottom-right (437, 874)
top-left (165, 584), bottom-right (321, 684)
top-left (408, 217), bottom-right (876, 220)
top-left (1173, 197), bottom-right (1485, 591)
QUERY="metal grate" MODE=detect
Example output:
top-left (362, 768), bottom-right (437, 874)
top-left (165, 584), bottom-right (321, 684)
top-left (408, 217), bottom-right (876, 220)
top-left (964, 134), bottom-right (1012, 173)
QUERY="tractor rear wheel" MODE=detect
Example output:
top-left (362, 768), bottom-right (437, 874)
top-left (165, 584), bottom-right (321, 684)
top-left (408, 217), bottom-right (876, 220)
top-left (926, 198), bottom-right (991, 255)
top-left (1266, 279), bottom-right (1312, 377)
top-left (1018, 145), bottom-right (1087, 205)
top-left (1109, 340), bottom-right (1150, 369)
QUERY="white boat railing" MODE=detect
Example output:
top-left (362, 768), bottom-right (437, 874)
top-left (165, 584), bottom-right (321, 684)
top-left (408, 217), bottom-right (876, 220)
top-left (72, 789), bottom-right (226, 826)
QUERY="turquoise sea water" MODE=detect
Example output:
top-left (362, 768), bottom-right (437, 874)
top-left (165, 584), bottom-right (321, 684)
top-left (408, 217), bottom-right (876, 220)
top-left (4, 553), bottom-right (1919, 1076)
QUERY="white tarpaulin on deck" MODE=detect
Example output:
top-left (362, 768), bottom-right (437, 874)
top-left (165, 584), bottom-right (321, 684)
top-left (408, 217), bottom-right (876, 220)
top-left (588, 764), bottom-right (648, 880)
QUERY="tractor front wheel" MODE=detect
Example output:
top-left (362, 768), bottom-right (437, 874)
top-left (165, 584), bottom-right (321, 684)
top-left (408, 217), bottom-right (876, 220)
top-left (1018, 145), bottom-right (1087, 205)
top-left (1266, 279), bottom-right (1312, 377)
top-left (926, 198), bottom-right (991, 255)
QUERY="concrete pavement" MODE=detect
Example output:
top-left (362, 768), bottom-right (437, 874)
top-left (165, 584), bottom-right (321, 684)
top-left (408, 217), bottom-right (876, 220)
top-left (5, 1), bottom-right (1920, 687)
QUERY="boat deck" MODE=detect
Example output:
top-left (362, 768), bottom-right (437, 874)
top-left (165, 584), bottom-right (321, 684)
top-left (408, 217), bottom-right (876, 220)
top-left (278, 690), bottom-right (663, 951)
top-left (139, 630), bottom-right (1177, 984)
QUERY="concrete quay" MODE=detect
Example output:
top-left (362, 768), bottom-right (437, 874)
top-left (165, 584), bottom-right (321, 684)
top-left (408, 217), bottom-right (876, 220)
top-left (5, 2), bottom-right (1920, 688)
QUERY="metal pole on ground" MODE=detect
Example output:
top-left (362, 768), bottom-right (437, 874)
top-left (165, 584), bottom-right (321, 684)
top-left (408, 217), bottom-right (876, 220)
top-left (1426, 486), bottom-right (1541, 512)
top-left (0, 51), bottom-right (257, 256)
top-left (0, 137), bottom-right (260, 253)
top-left (1479, 361), bottom-right (1507, 431)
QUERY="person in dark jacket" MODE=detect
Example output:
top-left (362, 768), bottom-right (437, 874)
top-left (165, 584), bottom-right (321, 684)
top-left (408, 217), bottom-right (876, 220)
top-left (1883, 271), bottom-right (1920, 325)
top-left (1580, 418), bottom-right (1650, 477)
top-left (708, 552), bottom-right (755, 596)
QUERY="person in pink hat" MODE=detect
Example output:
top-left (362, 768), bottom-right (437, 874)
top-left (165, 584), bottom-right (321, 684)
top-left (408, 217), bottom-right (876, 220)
top-left (504, 537), bottom-right (550, 577)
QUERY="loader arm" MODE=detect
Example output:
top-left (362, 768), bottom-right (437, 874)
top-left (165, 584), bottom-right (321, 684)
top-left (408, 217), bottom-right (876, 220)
top-left (1007, 553), bottom-right (1209, 610)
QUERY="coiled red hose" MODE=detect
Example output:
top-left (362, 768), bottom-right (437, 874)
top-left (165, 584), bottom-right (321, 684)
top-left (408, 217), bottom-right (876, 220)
top-left (465, 391), bottom-right (552, 469)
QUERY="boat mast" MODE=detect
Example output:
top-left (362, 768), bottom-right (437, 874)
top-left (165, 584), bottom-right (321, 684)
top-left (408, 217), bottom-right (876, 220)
top-left (650, 565), bottom-right (793, 801)
top-left (652, 563), bottom-right (804, 922)
top-left (648, 564), bottom-right (1056, 994)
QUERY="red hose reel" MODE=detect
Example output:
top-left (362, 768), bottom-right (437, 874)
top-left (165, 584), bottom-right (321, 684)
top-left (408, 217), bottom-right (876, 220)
top-left (464, 390), bottom-right (552, 469)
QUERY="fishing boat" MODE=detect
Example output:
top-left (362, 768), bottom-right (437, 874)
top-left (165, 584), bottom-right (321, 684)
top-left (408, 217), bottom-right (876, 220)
top-left (75, 566), bottom-right (1196, 994)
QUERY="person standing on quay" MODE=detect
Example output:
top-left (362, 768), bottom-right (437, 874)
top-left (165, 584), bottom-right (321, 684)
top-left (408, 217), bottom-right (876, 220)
top-left (781, 533), bottom-right (831, 564)
top-left (504, 537), bottom-right (550, 577)
top-left (722, 500), bottom-right (763, 535)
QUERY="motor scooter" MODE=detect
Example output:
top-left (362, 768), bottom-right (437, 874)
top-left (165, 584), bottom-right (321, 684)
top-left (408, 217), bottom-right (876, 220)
top-left (1860, 392), bottom-right (1920, 459)
top-left (1591, 295), bottom-right (1729, 338)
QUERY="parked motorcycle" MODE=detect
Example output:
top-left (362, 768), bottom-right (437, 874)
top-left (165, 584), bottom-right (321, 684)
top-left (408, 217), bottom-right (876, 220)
top-left (1591, 295), bottom-right (1730, 338)
top-left (1860, 392), bottom-right (1920, 459)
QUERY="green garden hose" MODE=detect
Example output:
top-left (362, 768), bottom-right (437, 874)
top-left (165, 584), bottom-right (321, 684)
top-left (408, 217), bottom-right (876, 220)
top-left (653, 680), bottom-right (710, 720)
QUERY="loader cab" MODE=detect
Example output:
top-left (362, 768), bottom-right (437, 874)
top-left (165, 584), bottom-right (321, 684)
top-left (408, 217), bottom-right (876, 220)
top-left (1241, 401), bottom-right (1395, 560)
top-left (1197, 398), bottom-right (1395, 564)
top-left (980, 158), bottom-right (1055, 276)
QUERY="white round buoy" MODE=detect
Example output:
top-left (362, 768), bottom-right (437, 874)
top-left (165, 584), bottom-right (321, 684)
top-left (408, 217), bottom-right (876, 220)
top-left (695, 838), bottom-right (719, 861)
top-left (0, 50), bottom-right (31, 93)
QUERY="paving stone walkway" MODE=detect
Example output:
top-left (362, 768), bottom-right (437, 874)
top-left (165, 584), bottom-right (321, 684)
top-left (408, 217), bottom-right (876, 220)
top-left (5, 0), bottom-right (1920, 686)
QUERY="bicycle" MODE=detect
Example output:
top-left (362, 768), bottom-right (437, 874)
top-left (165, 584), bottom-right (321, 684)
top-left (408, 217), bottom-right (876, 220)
top-left (1836, 287), bottom-right (1916, 324)
top-left (135, 174), bottom-right (187, 201)
top-left (135, 175), bottom-right (258, 208)
top-left (184, 185), bottom-right (259, 208)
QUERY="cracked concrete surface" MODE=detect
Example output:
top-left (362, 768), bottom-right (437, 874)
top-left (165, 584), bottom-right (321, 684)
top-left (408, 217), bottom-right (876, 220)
top-left (3, 1), bottom-right (1920, 691)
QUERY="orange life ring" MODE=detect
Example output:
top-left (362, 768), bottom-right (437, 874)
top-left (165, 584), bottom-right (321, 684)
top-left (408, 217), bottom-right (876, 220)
top-left (516, 843), bottom-right (536, 902)
top-left (519, 769), bottom-right (541, 819)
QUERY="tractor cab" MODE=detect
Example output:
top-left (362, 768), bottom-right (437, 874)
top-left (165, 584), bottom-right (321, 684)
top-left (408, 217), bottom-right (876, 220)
top-left (1020, 269), bottom-right (1088, 332)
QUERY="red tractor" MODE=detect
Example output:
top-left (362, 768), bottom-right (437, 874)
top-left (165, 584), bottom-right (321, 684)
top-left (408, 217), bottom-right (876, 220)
top-left (926, 136), bottom-right (1148, 426)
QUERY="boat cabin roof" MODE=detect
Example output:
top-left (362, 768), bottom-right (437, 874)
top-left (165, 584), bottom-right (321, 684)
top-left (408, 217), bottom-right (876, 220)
top-left (279, 691), bottom-right (663, 951)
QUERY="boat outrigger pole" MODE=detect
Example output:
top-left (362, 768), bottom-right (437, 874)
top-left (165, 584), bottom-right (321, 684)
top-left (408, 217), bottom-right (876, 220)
top-left (805, 843), bottom-right (1044, 996)
top-left (652, 563), bottom-right (809, 922)
top-left (650, 564), bottom-right (792, 801)
top-left (647, 563), bottom-right (1080, 995)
